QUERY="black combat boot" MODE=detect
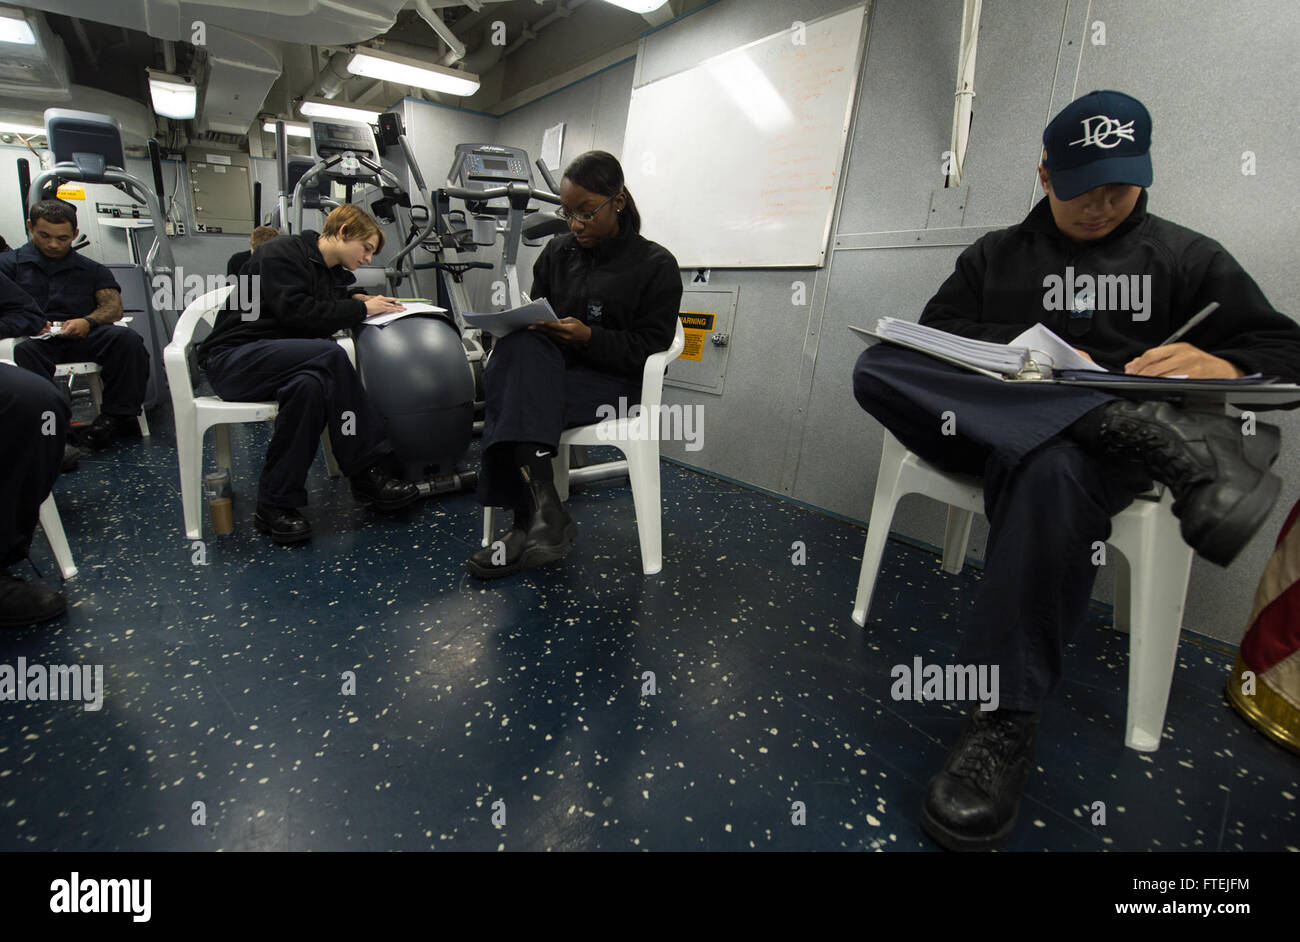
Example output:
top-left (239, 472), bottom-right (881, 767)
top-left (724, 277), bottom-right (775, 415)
top-left (1071, 399), bottom-right (1282, 566)
top-left (920, 708), bottom-right (1041, 851)
top-left (349, 464), bottom-right (421, 512)
top-left (254, 503), bottom-right (312, 544)
top-left (517, 467), bottom-right (577, 571)
top-left (0, 570), bottom-right (67, 628)
top-left (466, 505), bottom-right (530, 579)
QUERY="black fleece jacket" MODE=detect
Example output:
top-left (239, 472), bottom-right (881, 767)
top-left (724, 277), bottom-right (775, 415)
top-left (919, 191), bottom-right (1300, 381)
top-left (0, 271), bottom-right (46, 339)
top-left (531, 220), bottom-right (682, 378)
top-left (197, 231), bottom-right (366, 366)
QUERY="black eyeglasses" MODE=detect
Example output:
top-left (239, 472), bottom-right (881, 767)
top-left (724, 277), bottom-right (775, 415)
top-left (556, 193), bottom-right (616, 223)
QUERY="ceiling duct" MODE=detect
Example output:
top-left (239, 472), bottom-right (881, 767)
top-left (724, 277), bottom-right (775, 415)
top-left (0, 10), bottom-right (72, 105)
top-left (18, 0), bottom-right (411, 46)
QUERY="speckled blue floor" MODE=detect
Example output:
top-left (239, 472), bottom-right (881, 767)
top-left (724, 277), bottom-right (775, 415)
top-left (1, 394), bottom-right (1296, 851)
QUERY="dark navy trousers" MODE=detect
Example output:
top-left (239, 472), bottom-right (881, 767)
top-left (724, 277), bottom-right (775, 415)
top-left (0, 364), bottom-right (68, 568)
top-left (205, 339), bottom-right (392, 508)
top-left (478, 329), bottom-right (641, 509)
top-left (852, 344), bottom-right (1154, 711)
top-left (15, 326), bottom-right (149, 417)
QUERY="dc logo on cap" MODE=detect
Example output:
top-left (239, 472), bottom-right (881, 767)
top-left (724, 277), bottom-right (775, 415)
top-left (1070, 115), bottom-right (1137, 150)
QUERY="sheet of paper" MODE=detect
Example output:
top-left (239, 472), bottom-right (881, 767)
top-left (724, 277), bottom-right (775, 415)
top-left (463, 298), bottom-right (559, 339)
top-left (1009, 323), bottom-right (1107, 373)
top-left (363, 302), bottom-right (447, 328)
top-left (542, 123), bottom-right (565, 172)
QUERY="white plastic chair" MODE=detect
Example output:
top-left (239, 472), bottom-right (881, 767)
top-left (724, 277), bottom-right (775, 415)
top-left (0, 334), bottom-right (150, 437)
top-left (851, 429), bottom-right (1195, 753)
top-left (164, 285), bottom-right (343, 539)
top-left (481, 319), bottom-right (686, 575)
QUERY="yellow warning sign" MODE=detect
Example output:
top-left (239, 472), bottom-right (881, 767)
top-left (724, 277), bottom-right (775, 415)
top-left (56, 185), bottom-right (85, 201)
top-left (678, 312), bottom-right (716, 362)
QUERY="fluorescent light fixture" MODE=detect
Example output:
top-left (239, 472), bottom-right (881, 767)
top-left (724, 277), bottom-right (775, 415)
top-left (148, 71), bottom-right (197, 120)
top-left (0, 13), bottom-right (36, 45)
top-left (601, 0), bottom-right (670, 12)
top-left (263, 119), bottom-right (311, 138)
top-left (0, 120), bottom-right (44, 135)
top-left (346, 48), bottom-right (480, 97)
top-left (298, 98), bottom-right (381, 123)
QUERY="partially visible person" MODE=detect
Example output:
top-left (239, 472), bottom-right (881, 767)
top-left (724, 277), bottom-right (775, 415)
top-left (0, 199), bottom-right (148, 450)
top-left (227, 225), bottom-right (281, 278)
top-left (0, 274), bottom-right (70, 625)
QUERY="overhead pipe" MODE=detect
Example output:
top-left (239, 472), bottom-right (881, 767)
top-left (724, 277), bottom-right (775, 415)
top-left (946, 0), bottom-right (981, 188)
top-left (302, 49), bottom-right (355, 101)
top-left (503, 0), bottom-right (587, 58)
top-left (413, 0), bottom-right (466, 63)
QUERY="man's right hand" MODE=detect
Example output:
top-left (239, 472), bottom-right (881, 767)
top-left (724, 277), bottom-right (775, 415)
top-left (364, 297), bottom-right (405, 317)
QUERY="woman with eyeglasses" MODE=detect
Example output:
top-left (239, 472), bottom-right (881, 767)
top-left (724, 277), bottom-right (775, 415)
top-left (468, 150), bottom-right (682, 579)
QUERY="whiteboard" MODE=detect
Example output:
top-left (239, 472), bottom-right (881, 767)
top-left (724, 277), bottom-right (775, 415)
top-left (622, 4), bottom-right (867, 269)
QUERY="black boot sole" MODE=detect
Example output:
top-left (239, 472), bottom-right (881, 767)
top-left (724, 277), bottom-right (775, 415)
top-left (1192, 470), bottom-right (1281, 567)
top-left (352, 490), bottom-right (424, 513)
top-left (253, 515), bottom-right (312, 545)
top-left (919, 798), bottom-right (1017, 852)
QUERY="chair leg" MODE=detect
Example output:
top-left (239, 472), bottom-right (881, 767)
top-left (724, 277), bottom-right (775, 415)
top-left (552, 447), bottom-right (571, 503)
top-left (481, 506), bottom-right (495, 548)
top-left (321, 430), bottom-right (341, 478)
top-left (624, 443), bottom-right (662, 575)
top-left (214, 424), bottom-right (233, 474)
top-left (177, 421), bottom-right (205, 540)
top-left (137, 411), bottom-right (150, 438)
top-left (38, 495), bottom-right (77, 580)
top-left (851, 454), bottom-right (908, 627)
top-left (1122, 524), bottom-right (1195, 752)
top-left (1111, 549), bottom-right (1132, 635)
top-left (941, 507), bottom-right (974, 574)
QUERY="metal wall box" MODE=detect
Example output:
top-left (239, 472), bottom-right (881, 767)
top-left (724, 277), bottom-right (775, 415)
top-left (667, 285), bottom-right (738, 396)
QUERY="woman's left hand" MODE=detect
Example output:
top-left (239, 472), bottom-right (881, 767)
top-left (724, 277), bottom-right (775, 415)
top-left (530, 317), bottom-right (591, 345)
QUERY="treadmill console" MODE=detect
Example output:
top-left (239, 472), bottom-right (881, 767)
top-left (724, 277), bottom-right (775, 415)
top-left (310, 119), bottom-right (380, 162)
top-left (452, 144), bottom-right (532, 191)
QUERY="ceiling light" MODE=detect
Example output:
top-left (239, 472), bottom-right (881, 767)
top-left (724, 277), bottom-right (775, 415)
top-left (601, 0), bottom-right (670, 12)
top-left (264, 119), bottom-right (311, 138)
top-left (0, 120), bottom-right (44, 135)
top-left (148, 71), bottom-right (197, 120)
top-left (346, 48), bottom-right (480, 97)
top-left (0, 13), bottom-right (36, 45)
top-left (298, 98), bottom-right (381, 123)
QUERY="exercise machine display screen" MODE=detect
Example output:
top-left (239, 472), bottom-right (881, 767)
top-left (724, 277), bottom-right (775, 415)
top-left (311, 119), bottom-right (380, 161)
top-left (453, 144), bottom-right (531, 190)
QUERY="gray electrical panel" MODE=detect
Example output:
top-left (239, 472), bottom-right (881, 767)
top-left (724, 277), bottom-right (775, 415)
top-left (666, 286), bottom-right (738, 396)
top-left (186, 147), bottom-right (252, 235)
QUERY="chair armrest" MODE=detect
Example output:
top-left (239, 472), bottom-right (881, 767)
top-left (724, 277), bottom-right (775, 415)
top-left (0, 337), bottom-right (15, 363)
